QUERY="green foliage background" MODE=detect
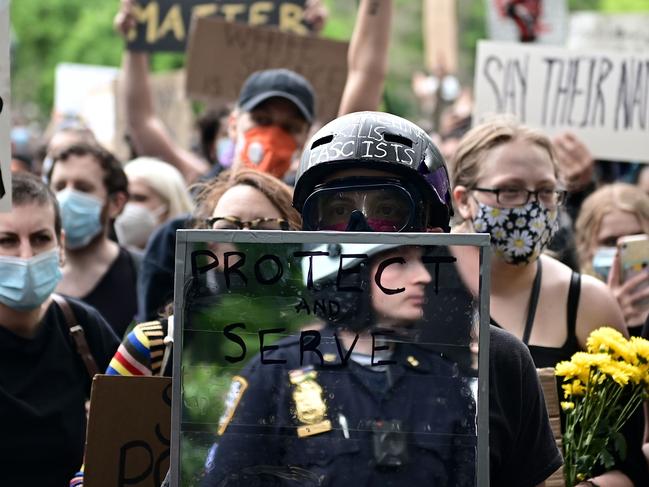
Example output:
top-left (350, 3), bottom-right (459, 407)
top-left (10, 0), bottom-right (649, 123)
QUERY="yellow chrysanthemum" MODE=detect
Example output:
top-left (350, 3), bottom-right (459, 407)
top-left (599, 362), bottom-right (631, 387)
top-left (586, 327), bottom-right (635, 363)
top-left (562, 379), bottom-right (587, 399)
top-left (631, 336), bottom-right (649, 364)
top-left (556, 360), bottom-right (580, 379)
top-left (561, 401), bottom-right (575, 411)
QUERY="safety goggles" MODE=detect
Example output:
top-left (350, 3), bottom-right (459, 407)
top-left (302, 179), bottom-right (418, 232)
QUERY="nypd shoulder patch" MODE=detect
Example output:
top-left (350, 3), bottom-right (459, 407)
top-left (217, 375), bottom-right (249, 436)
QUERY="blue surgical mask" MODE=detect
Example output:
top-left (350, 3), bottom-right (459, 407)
top-left (57, 188), bottom-right (104, 249)
top-left (0, 248), bottom-right (63, 310)
top-left (592, 246), bottom-right (617, 282)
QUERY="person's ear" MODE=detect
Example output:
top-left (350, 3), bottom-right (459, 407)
top-left (107, 191), bottom-right (128, 220)
top-left (453, 185), bottom-right (473, 220)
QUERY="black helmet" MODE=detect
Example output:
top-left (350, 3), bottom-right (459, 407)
top-left (293, 111), bottom-right (453, 232)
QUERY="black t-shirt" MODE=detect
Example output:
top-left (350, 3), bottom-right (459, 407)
top-left (488, 326), bottom-right (563, 487)
top-left (0, 298), bottom-right (119, 486)
top-left (83, 246), bottom-right (138, 338)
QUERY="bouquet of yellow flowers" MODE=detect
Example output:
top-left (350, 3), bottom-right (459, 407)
top-left (555, 327), bottom-right (649, 486)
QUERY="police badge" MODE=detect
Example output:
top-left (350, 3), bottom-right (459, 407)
top-left (289, 367), bottom-right (332, 438)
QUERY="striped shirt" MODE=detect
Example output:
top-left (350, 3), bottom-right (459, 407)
top-left (106, 320), bottom-right (168, 376)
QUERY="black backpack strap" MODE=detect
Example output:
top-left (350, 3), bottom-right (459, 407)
top-left (51, 294), bottom-right (99, 379)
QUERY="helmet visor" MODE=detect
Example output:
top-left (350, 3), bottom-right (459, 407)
top-left (302, 182), bottom-right (416, 232)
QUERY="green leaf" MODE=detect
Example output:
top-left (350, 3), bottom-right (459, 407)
top-left (612, 431), bottom-right (627, 460)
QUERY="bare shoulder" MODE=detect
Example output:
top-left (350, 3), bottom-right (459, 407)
top-left (576, 272), bottom-right (627, 343)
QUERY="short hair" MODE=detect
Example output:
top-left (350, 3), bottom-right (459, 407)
top-left (124, 157), bottom-right (194, 218)
top-left (451, 116), bottom-right (561, 222)
top-left (48, 143), bottom-right (128, 196)
top-left (12, 172), bottom-right (62, 238)
top-left (192, 169), bottom-right (302, 230)
top-left (575, 182), bottom-right (649, 273)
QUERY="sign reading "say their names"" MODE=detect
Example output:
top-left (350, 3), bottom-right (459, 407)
top-left (186, 17), bottom-right (348, 123)
top-left (474, 40), bottom-right (649, 163)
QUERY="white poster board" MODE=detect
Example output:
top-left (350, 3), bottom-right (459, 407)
top-left (485, 0), bottom-right (568, 45)
top-left (568, 12), bottom-right (649, 52)
top-left (54, 63), bottom-right (120, 152)
top-left (0, 0), bottom-right (10, 211)
top-left (473, 40), bottom-right (649, 163)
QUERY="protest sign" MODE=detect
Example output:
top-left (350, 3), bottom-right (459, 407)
top-left (568, 12), bottom-right (649, 53)
top-left (170, 230), bottom-right (491, 486)
top-left (186, 17), bottom-right (348, 123)
top-left (127, 0), bottom-right (310, 52)
top-left (0, 0), bottom-right (9, 211)
top-left (423, 0), bottom-right (458, 74)
top-left (485, 0), bottom-right (567, 45)
top-left (474, 40), bottom-right (649, 163)
top-left (114, 69), bottom-right (194, 161)
top-left (84, 375), bottom-right (171, 487)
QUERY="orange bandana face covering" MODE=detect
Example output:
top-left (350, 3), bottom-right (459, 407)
top-left (238, 126), bottom-right (298, 179)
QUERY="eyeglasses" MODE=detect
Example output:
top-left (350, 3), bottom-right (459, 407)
top-left (206, 216), bottom-right (289, 231)
top-left (470, 187), bottom-right (567, 208)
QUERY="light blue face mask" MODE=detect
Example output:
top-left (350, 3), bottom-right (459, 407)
top-left (592, 246), bottom-right (617, 282)
top-left (56, 188), bottom-right (104, 249)
top-left (0, 248), bottom-right (63, 311)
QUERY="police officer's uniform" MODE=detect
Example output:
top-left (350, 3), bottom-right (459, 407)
top-left (203, 327), bottom-right (476, 487)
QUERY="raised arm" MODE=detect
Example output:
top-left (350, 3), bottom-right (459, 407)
top-left (337, 0), bottom-right (392, 116)
top-left (115, 0), bottom-right (209, 182)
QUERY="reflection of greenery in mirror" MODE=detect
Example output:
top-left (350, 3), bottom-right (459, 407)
top-left (181, 242), bottom-right (313, 486)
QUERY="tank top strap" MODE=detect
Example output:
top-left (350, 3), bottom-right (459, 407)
top-left (522, 260), bottom-right (543, 345)
top-left (565, 271), bottom-right (581, 346)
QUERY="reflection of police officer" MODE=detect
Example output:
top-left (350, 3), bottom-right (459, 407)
top-left (203, 243), bottom-right (476, 487)
top-left (204, 332), bottom-right (475, 487)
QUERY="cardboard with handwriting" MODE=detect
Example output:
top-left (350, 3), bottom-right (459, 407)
top-left (128, 0), bottom-right (310, 52)
top-left (186, 16), bottom-right (348, 123)
top-left (84, 375), bottom-right (172, 487)
top-left (474, 40), bottom-right (649, 163)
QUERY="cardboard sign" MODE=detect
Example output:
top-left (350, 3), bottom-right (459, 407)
top-left (485, 0), bottom-right (568, 45)
top-left (0, 0), bottom-right (11, 211)
top-left (84, 375), bottom-right (171, 487)
top-left (127, 0), bottom-right (310, 52)
top-left (473, 40), bottom-right (649, 163)
top-left (568, 12), bottom-right (649, 53)
top-left (423, 0), bottom-right (458, 74)
top-left (114, 69), bottom-right (194, 161)
top-left (186, 17), bottom-right (348, 123)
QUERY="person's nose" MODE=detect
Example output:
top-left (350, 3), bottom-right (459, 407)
top-left (411, 260), bottom-right (432, 286)
top-left (18, 240), bottom-right (35, 260)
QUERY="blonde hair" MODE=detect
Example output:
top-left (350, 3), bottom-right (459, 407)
top-left (451, 116), bottom-right (560, 222)
top-left (192, 169), bottom-right (302, 230)
top-left (575, 183), bottom-right (649, 273)
top-left (124, 157), bottom-right (194, 218)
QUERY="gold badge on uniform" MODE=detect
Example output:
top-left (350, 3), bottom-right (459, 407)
top-left (289, 368), bottom-right (332, 438)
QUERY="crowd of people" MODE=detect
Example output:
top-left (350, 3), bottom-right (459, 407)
top-left (3, 0), bottom-right (649, 486)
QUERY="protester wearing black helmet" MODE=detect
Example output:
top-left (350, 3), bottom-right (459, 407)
top-left (204, 112), bottom-right (562, 487)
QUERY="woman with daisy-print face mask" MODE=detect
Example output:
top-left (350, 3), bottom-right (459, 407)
top-left (450, 116), bottom-right (648, 487)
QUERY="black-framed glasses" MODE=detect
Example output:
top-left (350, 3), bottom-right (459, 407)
top-left (206, 216), bottom-right (289, 230)
top-left (470, 187), bottom-right (567, 208)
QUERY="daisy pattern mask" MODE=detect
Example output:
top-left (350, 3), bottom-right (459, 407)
top-left (472, 200), bottom-right (558, 265)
